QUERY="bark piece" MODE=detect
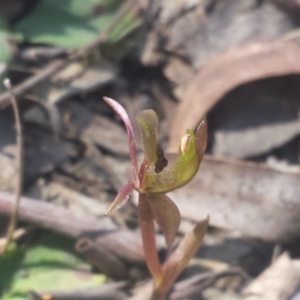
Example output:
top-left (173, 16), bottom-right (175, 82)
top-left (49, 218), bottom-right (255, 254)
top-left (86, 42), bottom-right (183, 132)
top-left (243, 252), bottom-right (300, 300)
top-left (61, 101), bottom-right (129, 156)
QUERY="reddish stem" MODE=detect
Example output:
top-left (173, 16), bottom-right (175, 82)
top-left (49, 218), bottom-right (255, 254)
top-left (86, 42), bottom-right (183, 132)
top-left (151, 290), bottom-right (167, 300)
top-left (138, 193), bottom-right (163, 284)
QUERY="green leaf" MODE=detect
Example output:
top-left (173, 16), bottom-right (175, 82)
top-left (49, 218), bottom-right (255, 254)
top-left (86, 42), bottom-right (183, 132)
top-left (0, 32), bottom-right (14, 63)
top-left (0, 243), bottom-right (24, 292)
top-left (147, 193), bottom-right (181, 248)
top-left (0, 19), bottom-right (20, 90)
top-left (1, 293), bottom-right (29, 300)
top-left (14, 0), bottom-right (141, 49)
top-left (0, 234), bottom-right (105, 298)
top-left (108, 11), bottom-right (142, 44)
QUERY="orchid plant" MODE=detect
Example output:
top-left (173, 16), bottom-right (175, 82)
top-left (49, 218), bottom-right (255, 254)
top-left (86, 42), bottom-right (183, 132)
top-left (103, 97), bottom-right (209, 300)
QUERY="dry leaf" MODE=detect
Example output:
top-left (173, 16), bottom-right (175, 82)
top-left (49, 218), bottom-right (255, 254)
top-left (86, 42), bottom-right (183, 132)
top-left (168, 155), bottom-right (300, 242)
top-left (61, 101), bottom-right (129, 157)
top-left (32, 61), bottom-right (116, 105)
top-left (242, 252), bottom-right (300, 300)
top-left (169, 40), bottom-right (300, 150)
top-left (208, 80), bottom-right (300, 158)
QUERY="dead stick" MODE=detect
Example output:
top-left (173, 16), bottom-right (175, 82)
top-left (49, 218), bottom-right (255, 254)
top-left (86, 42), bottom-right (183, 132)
top-left (170, 268), bottom-right (249, 300)
top-left (0, 0), bottom-right (139, 108)
top-left (0, 60), bottom-right (66, 108)
top-left (0, 191), bottom-right (144, 265)
top-left (23, 93), bottom-right (61, 142)
top-left (0, 79), bottom-right (23, 254)
top-left (75, 237), bottom-right (129, 279)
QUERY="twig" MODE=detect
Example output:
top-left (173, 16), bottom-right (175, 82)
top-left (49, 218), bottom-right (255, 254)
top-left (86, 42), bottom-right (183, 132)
top-left (84, 140), bottom-right (123, 191)
top-left (128, 268), bottom-right (249, 300)
top-left (75, 237), bottom-right (129, 279)
top-left (0, 0), bottom-right (139, 108)
top-left (0, 191), bottom-right (145, 266)
top-left (0, 60), bottom-right (66, 108)
top-left (170, 268), bottom-right (249, 300)
top-left (23, 93), bottom-right (61, 142)
top-left (0, 79), bottom-right (23, 255)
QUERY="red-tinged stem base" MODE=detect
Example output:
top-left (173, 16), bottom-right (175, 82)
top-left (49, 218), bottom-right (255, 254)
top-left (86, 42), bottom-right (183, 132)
top-left (151, 290), bottom-right (167, 300)
top-left (138, 193), bottom-right (163, 284)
